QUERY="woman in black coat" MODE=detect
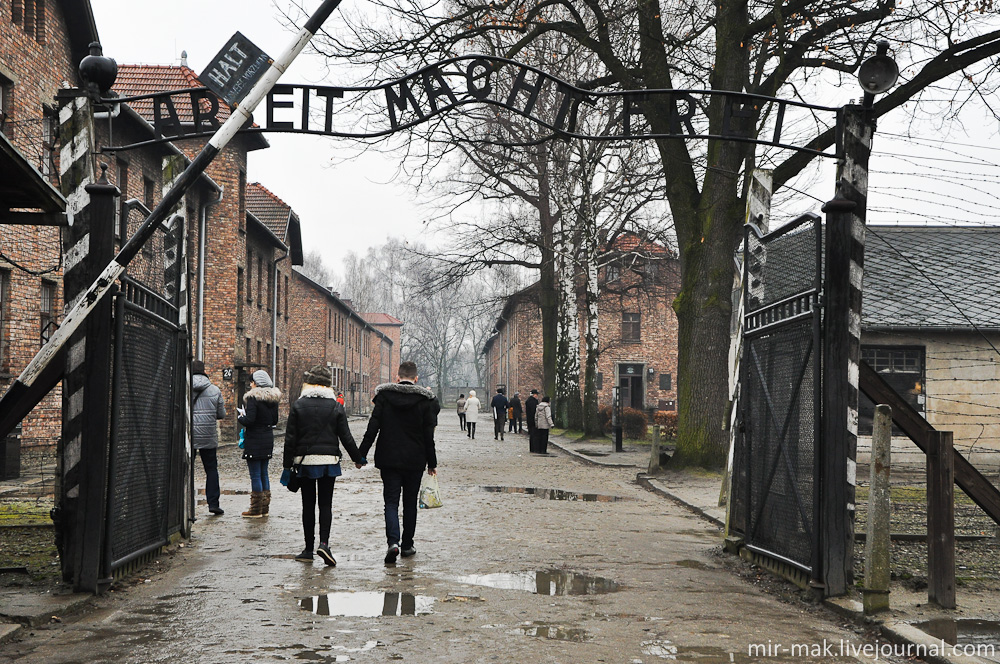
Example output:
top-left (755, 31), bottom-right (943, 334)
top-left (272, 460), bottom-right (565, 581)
top-left (238, 370), bottom-right (281, 518)
top-left (284, 365), bottom-right (366, 565)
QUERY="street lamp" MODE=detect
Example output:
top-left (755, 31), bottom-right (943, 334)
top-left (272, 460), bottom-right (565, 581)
top-left (858, 40), bottom-right (898, 108)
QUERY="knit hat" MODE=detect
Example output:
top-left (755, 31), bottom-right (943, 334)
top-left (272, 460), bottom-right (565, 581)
top-left (252, 370), bottom-right (273, 388)
top-left (303, 364), bottom-right (332, 386)
top-left (191, 360), bottom-right (205, 375)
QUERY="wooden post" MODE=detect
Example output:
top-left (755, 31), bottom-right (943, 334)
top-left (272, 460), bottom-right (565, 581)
top-left (649, 424), bottom-right (661, 474)
top-left (927, 430), bottom-right (956, 608)
top-left (863, 404), bottom-right (891, 613)
top-left (820, 105), bottom-right (872, 596)
top-left (74, 166), bottom-right (119, 593)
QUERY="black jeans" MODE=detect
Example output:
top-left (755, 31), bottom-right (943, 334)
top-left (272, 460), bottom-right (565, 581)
top-left (380, 468), bottom-right (423, 548)
top-left (494, 416), bottom-right (505, 438)
top-left (536, 428), bottom-right (550, 454)
top-left (197, 448), bottom-right (220, 508)
top-left (300, 475), bottom-right (336, 547)
top-left (467, 422), bottom-right (477, 438)
top-left (458, 413), bottom-right (466, 430)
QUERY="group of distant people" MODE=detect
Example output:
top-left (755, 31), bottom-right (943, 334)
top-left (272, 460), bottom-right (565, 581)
top-left (190, 359), bottom-right (439, 567)
top-left (455, 387), bottom-right (553, 453)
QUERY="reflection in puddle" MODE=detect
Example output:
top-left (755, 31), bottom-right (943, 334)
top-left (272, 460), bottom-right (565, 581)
top-left (518, 622), bottom-right (589, 642)
top-left (298, 592), bottom-right (434, 616)
top-left (914, 618), bottom-right (1000, 649)
top-left (479, 486), bottom-right (627, 502)
top-left (674, 559), bottom-right (713, 571)
top-left (452, 569), bottom-right (620, 595)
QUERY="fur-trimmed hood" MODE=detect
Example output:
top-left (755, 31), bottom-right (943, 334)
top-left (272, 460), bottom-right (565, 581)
top-left (373, 381), bottom-right (436, 400)
top-left (299, 385), bottom-right (335, 400)
top-left (245, 385), bottom-right (281, 404)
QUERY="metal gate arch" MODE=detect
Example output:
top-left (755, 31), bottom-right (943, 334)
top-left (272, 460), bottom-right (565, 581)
top-left (734, 213), bottom-right (823, 578)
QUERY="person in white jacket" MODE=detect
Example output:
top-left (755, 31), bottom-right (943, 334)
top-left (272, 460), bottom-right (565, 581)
top-left (534, 396), bottom-right (554, 454)
top-left (464, 390), bottom-right (481, 439)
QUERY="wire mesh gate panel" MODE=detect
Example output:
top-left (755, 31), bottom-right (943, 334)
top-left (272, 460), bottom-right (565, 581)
top-left (105, 205), bottom-right (187, 573)
top-left (734, 215), bottom-right (823, 574)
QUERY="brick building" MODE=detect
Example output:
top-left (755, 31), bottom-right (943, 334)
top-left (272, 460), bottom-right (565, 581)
top-left (484, 233), bottom-right (681, 414)
top-left (0, 0), bottom-right (97, 463)
top-left (289, 274), bottom-right (395, 414)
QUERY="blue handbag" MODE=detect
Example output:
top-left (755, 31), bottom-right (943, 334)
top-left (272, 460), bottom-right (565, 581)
top-left (238, 428), bottom-right (245, 449)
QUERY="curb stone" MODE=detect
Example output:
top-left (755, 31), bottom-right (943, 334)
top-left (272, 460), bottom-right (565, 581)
top-left (635, 473), bottom-right (725, 528)
top-left (0, 623), bottom-right (21, 645)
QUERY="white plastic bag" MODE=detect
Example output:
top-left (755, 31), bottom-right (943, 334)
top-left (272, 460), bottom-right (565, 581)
top-left (419, 474), bottom-right (443, 509)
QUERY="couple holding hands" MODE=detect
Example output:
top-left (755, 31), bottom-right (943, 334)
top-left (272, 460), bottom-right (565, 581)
top-left (282, 361), bottom-right (440, 566)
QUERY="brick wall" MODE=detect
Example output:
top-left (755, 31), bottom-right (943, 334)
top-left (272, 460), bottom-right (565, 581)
top-left (485, 265), bottom-right (680, 414)
top-left (0, 0), bottom-right (78, 462)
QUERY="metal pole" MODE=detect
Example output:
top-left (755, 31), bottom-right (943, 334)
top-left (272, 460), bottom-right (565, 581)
top-left (4, 0), bottom-right (344, 398)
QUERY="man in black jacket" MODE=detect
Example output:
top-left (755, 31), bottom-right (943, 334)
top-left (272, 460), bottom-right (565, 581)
top-left (359, 361), bottom-right (441, 564)
top-left (490, 388), bottom-right (508, 441)
top-left (525, 389), bottom-right (539, 452)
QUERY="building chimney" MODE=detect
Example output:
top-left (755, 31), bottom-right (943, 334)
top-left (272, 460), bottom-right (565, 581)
top-left (180, 50), bottom-right (188, 67)
top-left (342, 299), bottom-right (353, 309)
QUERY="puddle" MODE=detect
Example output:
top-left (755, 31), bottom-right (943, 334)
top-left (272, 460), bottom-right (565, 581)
top-left (913, 618), bottom-right (1000, 648)
top-left (451, 569), bottom-right (621, 595)
top-left (478, 486), bottom-right (628, 502)
top-left (197, 489), bottom-right (248, 495)
top-left (298, 592), bottom-right (434, 616)
top-left (517, 622), bottom-right (589, 642)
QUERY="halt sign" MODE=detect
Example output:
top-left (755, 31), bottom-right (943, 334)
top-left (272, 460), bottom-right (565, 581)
top-left (199, 32), bottom-right (271, 106)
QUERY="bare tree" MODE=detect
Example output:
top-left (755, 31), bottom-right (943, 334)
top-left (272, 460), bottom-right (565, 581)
top-left (295, 249), bottom-right (337, 289)
top-left (304, 0), bottom-right (1000, 466)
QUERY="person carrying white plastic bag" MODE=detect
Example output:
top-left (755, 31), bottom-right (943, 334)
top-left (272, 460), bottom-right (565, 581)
top-left (358, 361), bottom-right (441, 564)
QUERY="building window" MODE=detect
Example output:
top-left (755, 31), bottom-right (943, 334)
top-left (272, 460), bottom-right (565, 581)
top-left (0, 271), bottom-right (8, 370)
top-left (284, 275), bottom-right (289, 318)
top-left (606, 262), bottom-right (620, 282)
top-left (266, 342), bottom-right (271, 367)
top-left (41, 106), bottom-right (56, 176)
top-left (283, 348), bottom-right (288, 388)
top-left (13, 0), bottom-right (46, 43)
top-left (0, 75), bottom-right (10, 122)
top-left (275, 274), bottom-right (280, 318)
top-left (256, 340), bottom-right (262, 364)
top-left (238, 170), bottom-right (246, 231)
top-left (266, 262), bottom-right (273, 311)
top-left (859, 346), bottom-right (925, 435)
top-left (245, 337), bottom-right (251, 363)
top-left (245, 249), bottom-right (253, 303)
top-left (257, 256), bottom-right (263, 308)
top-left (40, 280), bottom-right (56, 345)
top-left (236, 267), bottom-right (244, 328)
top-left (116, 160), bottom-right (129, 240)
top-left (622, 312), bottom-right (641, 342)
top-left (143, 176), bottom-right (155, 209)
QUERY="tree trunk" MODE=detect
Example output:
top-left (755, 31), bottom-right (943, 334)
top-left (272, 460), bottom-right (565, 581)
top-left (554, 232), bottom-right (583, 429)
top-left (582, 249), bottom-right (601, 436)
top-left (537, 152), bottom-right (558, 400)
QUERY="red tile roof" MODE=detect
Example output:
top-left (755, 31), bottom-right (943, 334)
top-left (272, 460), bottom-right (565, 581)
top-left (247, 182), bottom-right (293, 241)
top-left (362, 313), bottom-right (403, 326)
top-left (113, 64), bottom-right (232, 124)
top-left (610, 231), bottom-right (673, 256)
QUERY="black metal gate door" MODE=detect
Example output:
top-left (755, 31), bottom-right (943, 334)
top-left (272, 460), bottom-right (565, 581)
top-left (103, 203), bottom-right (188, 575)
top-left (734, 213), bottom-right (823, 575)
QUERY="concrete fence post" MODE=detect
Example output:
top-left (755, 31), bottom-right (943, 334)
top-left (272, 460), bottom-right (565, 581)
top-left (649, 424), bottom-right (661, 474)
top-left (863, 404), bottom-right (891, 613)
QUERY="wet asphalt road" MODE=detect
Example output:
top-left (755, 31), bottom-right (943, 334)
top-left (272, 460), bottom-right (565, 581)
top-left (0, 413), bottom-right (892, 663)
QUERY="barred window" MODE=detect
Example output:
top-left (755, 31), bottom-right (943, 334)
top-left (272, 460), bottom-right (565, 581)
top-left (859, 346), bottom-right (925, 435)
top-left (40, 279), bottom-right (56, 345)
top-left (622, 312), bottom-right (641, 342)
top-left (0, 271), bottom-right (9, 370)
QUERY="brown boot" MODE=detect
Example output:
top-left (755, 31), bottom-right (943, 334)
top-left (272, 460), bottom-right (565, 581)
top-left (261, 490), bottom-right (271, 516)
top-left (242, 492), bottom-right (263, 518)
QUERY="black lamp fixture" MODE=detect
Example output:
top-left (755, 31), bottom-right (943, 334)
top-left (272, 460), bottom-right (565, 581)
top-left (858, 40), bottom-right (898, 108)
top-left (79, 42), bottom-right (118, 100)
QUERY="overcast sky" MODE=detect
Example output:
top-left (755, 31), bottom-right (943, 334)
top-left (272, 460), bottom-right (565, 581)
top-left (90, 0), bottom-right (432, 272)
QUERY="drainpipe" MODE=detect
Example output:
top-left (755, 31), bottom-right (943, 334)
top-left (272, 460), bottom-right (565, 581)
top-left (196, 187), bottom-right (224, 359)
top-left (271, 251), bottom-right (288, 382)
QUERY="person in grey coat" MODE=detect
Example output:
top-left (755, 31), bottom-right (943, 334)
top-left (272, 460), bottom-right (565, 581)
top-left (192, 360), bottom-right (227, 515)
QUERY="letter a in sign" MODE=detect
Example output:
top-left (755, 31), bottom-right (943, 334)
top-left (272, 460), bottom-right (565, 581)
top-left (199, 32), bottom-right (272, 106)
